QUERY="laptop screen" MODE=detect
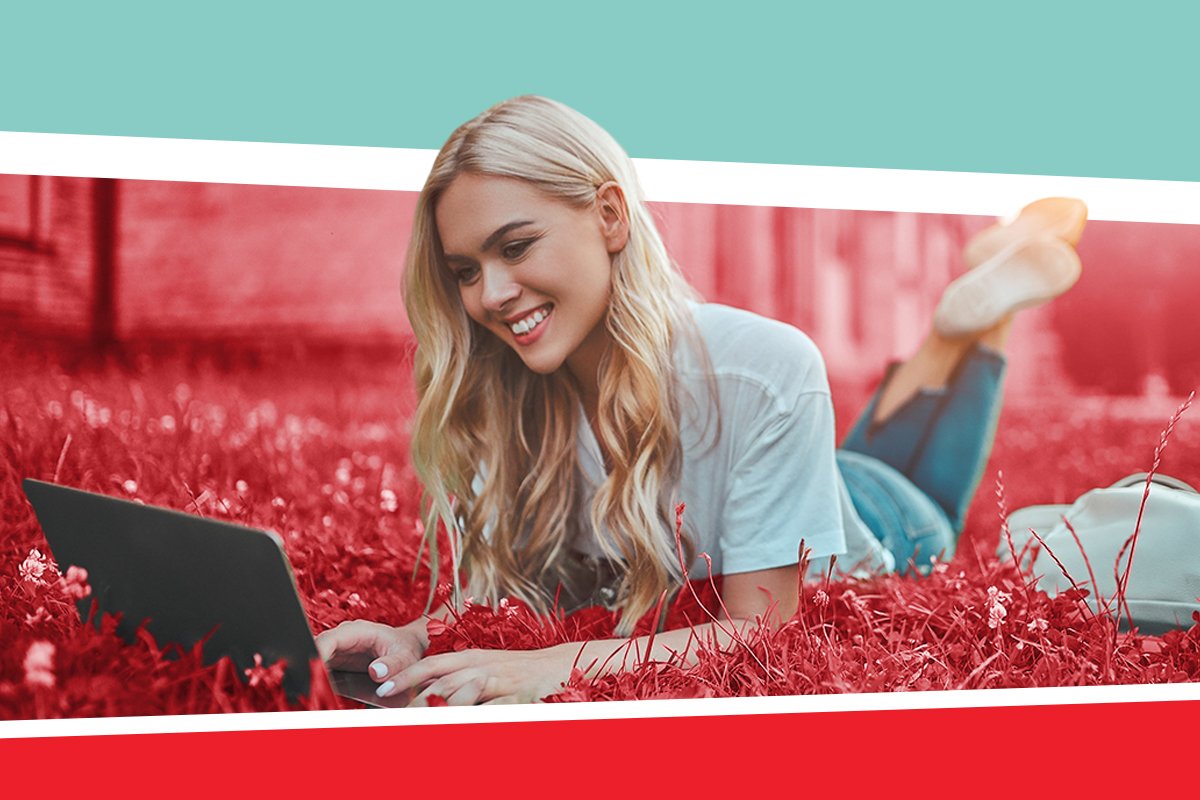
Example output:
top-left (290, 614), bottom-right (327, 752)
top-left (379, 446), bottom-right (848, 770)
top-left (23, 478), bottom-right (321, 698)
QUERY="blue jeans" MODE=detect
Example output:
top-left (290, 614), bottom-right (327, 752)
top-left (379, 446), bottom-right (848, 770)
top-left (836, 345), bottom-right (1006, 571)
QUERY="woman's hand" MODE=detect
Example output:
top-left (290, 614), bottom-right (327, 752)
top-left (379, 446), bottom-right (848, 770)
top-left (378, 643), bottom-right (579, 706)
top-left (315, 619), bottom-right (427, 682)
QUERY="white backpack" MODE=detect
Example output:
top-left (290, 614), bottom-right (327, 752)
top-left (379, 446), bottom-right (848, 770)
top-left (1004, 473), bottom-right (1200, 634)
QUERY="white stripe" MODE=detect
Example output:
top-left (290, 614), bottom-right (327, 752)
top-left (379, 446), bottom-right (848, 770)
top-left (3, 681), bottom-right (1199, 739)
top-left (1, 130), bottom-right (1199, 223)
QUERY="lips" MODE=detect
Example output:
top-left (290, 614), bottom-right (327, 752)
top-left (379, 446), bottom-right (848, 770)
top-left (504, 302), bottom-right (553, 329)
top-left (507, 303), bottom-right (553, 346)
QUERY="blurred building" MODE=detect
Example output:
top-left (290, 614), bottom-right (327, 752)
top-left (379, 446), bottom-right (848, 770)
top-left (0, 175), bottom-right (415, 346)
top-left (1, 176), bottom-right (96, 338)
top-left (3, 174), bottom-right (1198, 397)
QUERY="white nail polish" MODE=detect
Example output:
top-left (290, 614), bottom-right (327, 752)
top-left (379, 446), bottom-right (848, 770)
top-left (370, 662), bottom-right (386, 679)
top-left (376, 680), bottom-right (395, 697)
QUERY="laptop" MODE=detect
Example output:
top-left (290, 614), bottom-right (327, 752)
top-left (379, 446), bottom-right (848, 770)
top-left (22, 478), bottom-right (415, 709)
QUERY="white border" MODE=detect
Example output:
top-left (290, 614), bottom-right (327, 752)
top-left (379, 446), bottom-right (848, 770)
top-left (3, 130), bottom-right (1199, 738)
top-left (4, 682), bottom-right (1200, 739)
top-left (2, 130), bottom-right (1200, 223)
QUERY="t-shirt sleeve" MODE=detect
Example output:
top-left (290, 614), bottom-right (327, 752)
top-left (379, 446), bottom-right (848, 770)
top-left (718, 383), bottom-right (849, 575)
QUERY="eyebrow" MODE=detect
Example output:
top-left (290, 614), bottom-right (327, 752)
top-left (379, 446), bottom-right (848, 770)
top-left (443, 220), bottom-right (536, 263)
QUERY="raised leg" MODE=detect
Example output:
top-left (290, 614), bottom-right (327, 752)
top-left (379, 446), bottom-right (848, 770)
top-left (872, 315), bottom-right (1012, 425)
top-left (842, 211), bottom-right (1085, 536)
top-left (843, 341), bottom-right (1005, 534)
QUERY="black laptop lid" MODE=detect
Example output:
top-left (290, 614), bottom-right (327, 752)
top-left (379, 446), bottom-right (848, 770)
top-left (23, 479), bottom-right (319, 697)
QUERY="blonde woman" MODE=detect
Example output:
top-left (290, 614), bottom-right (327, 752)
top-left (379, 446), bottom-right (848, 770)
top-left (316, 96), bottom-right (1087, 705)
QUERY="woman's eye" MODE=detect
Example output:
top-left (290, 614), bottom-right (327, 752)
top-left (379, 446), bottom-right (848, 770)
top-left (501, 239), bottom-right (533, 260)
top-left (455, 265), bottom-right (480, 285)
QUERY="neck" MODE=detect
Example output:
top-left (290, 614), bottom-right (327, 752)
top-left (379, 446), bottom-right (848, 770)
top-left (566, 321), bottom-right (612, 417)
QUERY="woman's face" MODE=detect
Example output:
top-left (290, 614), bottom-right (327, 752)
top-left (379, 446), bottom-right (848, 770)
top-left (435, 173), bottom-right (627, 387)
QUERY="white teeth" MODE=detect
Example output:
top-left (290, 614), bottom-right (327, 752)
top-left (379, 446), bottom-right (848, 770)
top-left (509, 306), bottom-right (549, 336)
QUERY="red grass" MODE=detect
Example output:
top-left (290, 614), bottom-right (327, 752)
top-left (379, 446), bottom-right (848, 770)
top-left (2, 336), bottom-right (1199, 718)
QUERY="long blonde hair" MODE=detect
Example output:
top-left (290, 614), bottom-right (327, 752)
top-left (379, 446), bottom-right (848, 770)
top-left (404, 96), bottom-right (703, 634)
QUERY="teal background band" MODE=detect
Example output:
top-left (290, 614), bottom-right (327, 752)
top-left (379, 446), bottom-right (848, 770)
top-left (3, 2), bottom-right (1197, 181)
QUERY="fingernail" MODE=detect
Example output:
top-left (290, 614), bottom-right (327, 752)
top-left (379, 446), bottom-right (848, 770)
top-left (376, 680), bottom-right (395, 698)
top-left (370, 662), bottom-right (387, 679)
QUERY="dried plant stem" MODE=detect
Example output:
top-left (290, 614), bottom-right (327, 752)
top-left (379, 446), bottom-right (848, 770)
top-left (1115, 391), bottom-right (1194, 630)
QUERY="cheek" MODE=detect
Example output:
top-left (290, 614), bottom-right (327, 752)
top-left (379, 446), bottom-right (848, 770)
top-left (457, 286), bottom-right (486, 325)
top-left (585, 256), bottom-right (614, 308)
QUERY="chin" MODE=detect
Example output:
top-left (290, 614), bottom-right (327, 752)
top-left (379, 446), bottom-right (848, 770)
top-left (517, 354), bottom-right (565, 375)
top-left (508, 340), bottom-right (568, 375)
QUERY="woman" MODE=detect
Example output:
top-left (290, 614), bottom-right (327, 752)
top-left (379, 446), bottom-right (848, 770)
top-left (316, 95), bottom-right (1087, 705)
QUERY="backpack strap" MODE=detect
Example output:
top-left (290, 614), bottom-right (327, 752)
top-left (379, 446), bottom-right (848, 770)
top-left (1109, 472), bottom-right (1199, 494)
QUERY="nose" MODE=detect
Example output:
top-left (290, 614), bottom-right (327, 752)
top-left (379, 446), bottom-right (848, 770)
top-left (479, 262), bottom-right (521, 313)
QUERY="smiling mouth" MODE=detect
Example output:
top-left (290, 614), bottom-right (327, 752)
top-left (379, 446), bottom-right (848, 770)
top-left (507, 303), bottom-right (553, 337)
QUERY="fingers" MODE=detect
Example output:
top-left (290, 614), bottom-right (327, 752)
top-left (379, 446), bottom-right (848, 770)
top-left (316, 620), bottom-right (422, 676)
top-left (445, 676), bottom-right (490, 706)
top-left (409, 671), bottom-right (489, 707)
top-left (380, 651), bottom-right (486, 698)
top-left (372, 649), bottom-right (552, 706)
top-left (315, 620), bottom-right (388, 671)
top-left (378, 652), bottom-right (459, 697)
top-left (366, 643), bottom-right (421, 684)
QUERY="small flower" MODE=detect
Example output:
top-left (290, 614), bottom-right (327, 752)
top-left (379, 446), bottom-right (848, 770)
top-left (243, 654), bottom-right (285, 688)
top-left (813, 590), bottom-right (830, 608)
top-left (235, 479), bottom-right (249, 494)
top-left (58, 565), bottom-right (92, 600)
top-left (347, 592), bottom-right (366, 609)
top-left (18, 548), bottom-right (53, 585)
top-left (986, 586), bottom-right (1011, 629)
top-left (1027, 618), bottom-right (1049, 632)
top-left (122, 479), bottom-right (138, 494)
top-left (24, 606), bottom-right (51, 626)
top-left (379, 489), bottom-right (398, 513)
top-left (23, 641), bottom-right (56, 689)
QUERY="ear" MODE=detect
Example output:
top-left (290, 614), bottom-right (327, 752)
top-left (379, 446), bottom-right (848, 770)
top-left (595, 181), bottom-right (630, 254)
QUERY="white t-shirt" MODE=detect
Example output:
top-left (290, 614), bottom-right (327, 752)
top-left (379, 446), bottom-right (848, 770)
top-left (569, 302), bottom-right (891, 577)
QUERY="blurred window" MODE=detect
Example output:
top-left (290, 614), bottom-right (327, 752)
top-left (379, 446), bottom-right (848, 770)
top-left (0, 175), bottom-right (39, 244)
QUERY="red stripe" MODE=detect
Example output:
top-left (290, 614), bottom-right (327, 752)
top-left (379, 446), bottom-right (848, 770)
top-left (4, 701), bottom-right (1196, 794)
